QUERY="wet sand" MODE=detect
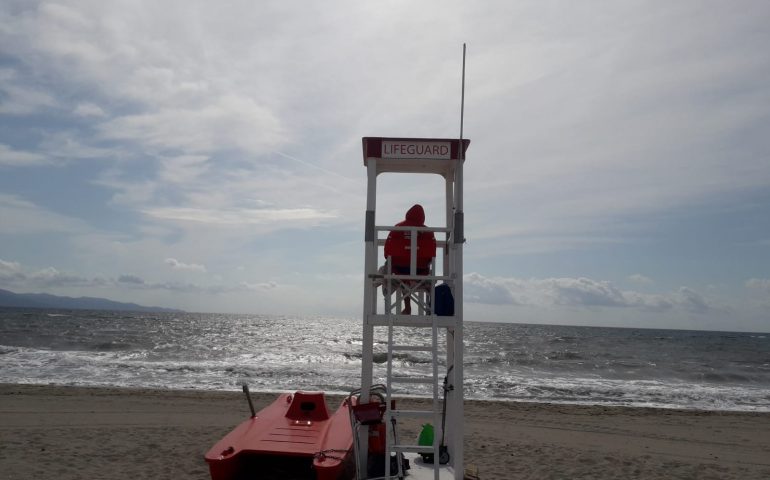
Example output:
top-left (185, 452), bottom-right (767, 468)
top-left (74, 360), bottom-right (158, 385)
top-left (1, 384), bottom-right (769, 479)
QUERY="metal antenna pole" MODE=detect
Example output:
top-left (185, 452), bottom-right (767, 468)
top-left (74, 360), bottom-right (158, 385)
top-left (460, 43), bottom-right (466, 155)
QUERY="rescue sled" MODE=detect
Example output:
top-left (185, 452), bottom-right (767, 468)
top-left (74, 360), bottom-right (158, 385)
top-left (205, 390), bottom-right (354, 480)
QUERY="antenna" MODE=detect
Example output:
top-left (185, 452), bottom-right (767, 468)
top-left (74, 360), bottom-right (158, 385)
top-left (459, 43), bottom-right (466, 161)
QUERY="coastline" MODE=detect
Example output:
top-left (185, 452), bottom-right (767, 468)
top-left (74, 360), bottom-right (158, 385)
top-left (1, 383), bottom-right (769, 479)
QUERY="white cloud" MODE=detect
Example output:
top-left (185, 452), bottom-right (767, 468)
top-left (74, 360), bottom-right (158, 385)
top-left (158, 155), bottom-right (210, 185)
top-left (544, 277), bottom-right (628, 308)
top-left (29, 266), bottom-right (105, 288)
top-left (0, 259), bottom-right (24, 283)
top-left (242, 281), bottom-right (278, 290)
top-left (39, 132), bottom-right (117, 160)
top-left (465, 272), bottom-right (518, 305)
top-left (0, 194), bottom-right (86, 234)
top-left (746, 278), bottom-right (770, 291)
top-left (0, 144), bottom-right (49, 167)
top-left (99, 94), bottom-right (287, 155)
top-left (0, 259), bottom-right (280, 297)
top-left (0, 68), bottom-right (58, 114)
top-left (73, 102), bottom-right (106, 117)
top-left (671, 287), bottom-right (710, 314)
top-left (117, 274), bottom-right (145, 285)
top-left (628, 274), bottom-right (654, 285)
top-left (0, 259), bottom-right (99, 288)
top-left (1, 135), bottom-right (112, 166)
top-left (164, 258), bottom-right (207, 272)
top-left (147, 206), bottom-right (337, 226)
top-left (464, 272), bottom-right (712, 314)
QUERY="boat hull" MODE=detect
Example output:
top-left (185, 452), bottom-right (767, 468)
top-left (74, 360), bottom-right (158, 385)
top-left (205, 392), bottom-right (353, 480)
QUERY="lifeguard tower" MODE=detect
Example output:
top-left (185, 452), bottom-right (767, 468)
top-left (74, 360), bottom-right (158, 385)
top-left (356, 136), bottom-right (469, 479)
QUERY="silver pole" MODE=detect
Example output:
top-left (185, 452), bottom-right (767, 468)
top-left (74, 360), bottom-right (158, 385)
top-left (453, 42), bottom-right (467, 480)
top-left (460, 43), bottom-right (466, 149)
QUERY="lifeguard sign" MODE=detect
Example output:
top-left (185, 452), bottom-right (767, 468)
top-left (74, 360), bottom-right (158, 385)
top-left (362, 137), bottom-right (470, 176)
top-left (382, 140), bottom-right (451, 159)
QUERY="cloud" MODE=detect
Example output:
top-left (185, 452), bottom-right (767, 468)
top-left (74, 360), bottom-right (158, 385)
top-left (1, 135), bottom-right (111, 166)
top-left (127, 280), bottom-right (280, 295)
top-left (0, 144), bottom-right (49, 167)
top-left (628, 274), bottom-right (654, 285)
top-left (30, 267), bottom-right (106, 288)
top-left (164, 258), bottom-right (207, 272)
top-left (0, 68), bottom-right (58, 114)
top-left (0, 259), bottom-right (100, 288)
top-left (544, 277), bottom-right (628, 308)
top-left (0, 259), bottom-right (24, 283)
top-left (117, 274), bottom-right (145, 285)
top-left (92, 152), bottom-right (355, 236)
top-left (157, 155), bottom-right (210, 185)
top-left (98, 94), bottom-right (287, 155)
top-left (746, 278), bottom-right (770, 291)
top-left (671, 287), bottom-right (710, 314)
top-left (1, 258), bottom-right (279, 295)
top-left (745, 278), bottom-right (770, 311)
top-left (0, 194), bottom-right (87, 234)
top-left (147, 207), bottom-right (337, 226)
top-left (242, 281), bottom-right (278, 290)
top-left (465, 272), bottom-right (518, 305)
top-left (39, 131), bottom-right (118, 161)
top-left (73, 102), bottom-right (106, 117)
top-left (463, 272), bottom-right (712, 314)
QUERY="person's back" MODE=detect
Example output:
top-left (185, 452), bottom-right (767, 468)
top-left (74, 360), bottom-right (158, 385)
top-left (384, 204), bottom-right (436, 275)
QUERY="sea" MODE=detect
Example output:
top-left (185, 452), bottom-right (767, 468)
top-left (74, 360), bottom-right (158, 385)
top-left (1, 308), bottom-right (768, 412)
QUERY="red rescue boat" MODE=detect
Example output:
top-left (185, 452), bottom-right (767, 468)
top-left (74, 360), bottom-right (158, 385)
top-left (205, 391), bottom-right (354, 480)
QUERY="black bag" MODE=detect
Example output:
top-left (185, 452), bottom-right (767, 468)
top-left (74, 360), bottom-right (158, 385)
top-left (434, 283), bottom-right (454, 316)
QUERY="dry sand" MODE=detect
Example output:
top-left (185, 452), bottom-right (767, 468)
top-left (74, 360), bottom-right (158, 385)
top-left (1, 384), bottom-right (769, 479)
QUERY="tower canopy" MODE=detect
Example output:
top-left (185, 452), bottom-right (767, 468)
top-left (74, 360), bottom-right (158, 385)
top-left (362, 137), bottom-right (470, 177)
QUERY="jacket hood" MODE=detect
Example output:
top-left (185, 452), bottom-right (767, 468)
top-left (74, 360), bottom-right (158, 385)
top-left (404, 204), bottom-right (425, 225)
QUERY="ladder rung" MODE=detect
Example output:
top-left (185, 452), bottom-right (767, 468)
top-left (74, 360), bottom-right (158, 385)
top-left (391, 376), bottom-right (435, 384)
top-left (391, 345), bottom-right (435, 352)
top-left (391, 444), bottom-right (435, 453)
top-left (389, 409), bottom-right (437, 418)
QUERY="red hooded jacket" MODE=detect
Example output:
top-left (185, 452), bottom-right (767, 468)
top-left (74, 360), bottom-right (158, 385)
top-left (384, 204), bottom-right (437, 273)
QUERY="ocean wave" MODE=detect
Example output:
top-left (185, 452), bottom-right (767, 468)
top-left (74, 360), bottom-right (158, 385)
top-left (544, 350), bottom-right (584, 361)
top-left (344, 351), bottom-right (433, 365)
top-left (2, 311), bottom-right (768, 411)
top-left (91, 341), bottom-right (133, 351)
top-left (464, 375), bottom-right (770, 411)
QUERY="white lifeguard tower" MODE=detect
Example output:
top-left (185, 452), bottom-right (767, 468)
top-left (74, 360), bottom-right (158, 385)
top-left (356, 136), bottom-right (469, 480)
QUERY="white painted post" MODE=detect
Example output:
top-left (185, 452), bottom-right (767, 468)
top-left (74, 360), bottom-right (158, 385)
top-left (452, 155), bottom-right (465, 479)
top-left (359, 158), bottom-right (378, 476)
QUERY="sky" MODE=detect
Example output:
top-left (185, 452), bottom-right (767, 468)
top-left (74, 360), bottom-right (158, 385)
top-left (1, 1), bottom-right (769, 332)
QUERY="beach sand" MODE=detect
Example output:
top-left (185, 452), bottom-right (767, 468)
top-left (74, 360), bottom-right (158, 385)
top-left (1, 384), bottom-right (769, 479)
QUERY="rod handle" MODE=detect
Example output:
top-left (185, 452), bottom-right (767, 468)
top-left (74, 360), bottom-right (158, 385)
top-left (242, 384), bottom-right (256, 417)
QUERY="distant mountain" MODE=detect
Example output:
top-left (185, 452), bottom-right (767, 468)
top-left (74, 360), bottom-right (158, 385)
top-left (0, 288), bottom-right (182, 313)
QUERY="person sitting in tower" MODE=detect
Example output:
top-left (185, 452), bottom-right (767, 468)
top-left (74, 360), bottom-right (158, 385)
top-left (382, 204), bottom-right (437, 314)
